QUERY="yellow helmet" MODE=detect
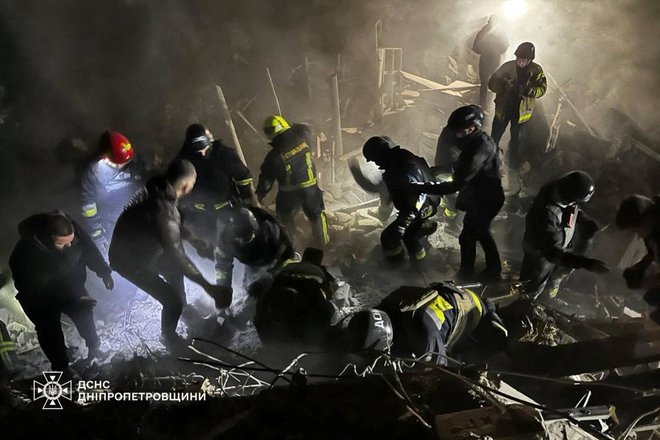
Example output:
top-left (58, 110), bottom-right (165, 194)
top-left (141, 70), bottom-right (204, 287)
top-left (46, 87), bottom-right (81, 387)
top-left (263, 115), bottom-right (291, 140)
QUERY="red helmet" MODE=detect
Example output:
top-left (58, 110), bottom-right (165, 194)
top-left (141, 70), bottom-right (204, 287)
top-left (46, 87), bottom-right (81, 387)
top-left (100, 130), bottom-right (134, 165)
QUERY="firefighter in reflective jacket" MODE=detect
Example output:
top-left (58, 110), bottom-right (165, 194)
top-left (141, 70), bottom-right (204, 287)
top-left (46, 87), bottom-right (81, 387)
top-left (176, 124), bottom-right (256, 284)
top-left (488, 42), bottom-right (547, 168)
top-left (343, 282), bottom-right (508, 366)
top-left (257, 116), bottom-right (329, 247)
top-left (80, 130), bottom-right (145, 254)
top-left (362, 136), bottom-right (441, 263)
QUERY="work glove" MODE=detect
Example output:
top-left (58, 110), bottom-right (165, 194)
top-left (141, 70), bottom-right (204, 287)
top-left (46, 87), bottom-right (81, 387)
top-left (623, 267), bottom-right (646, 290)
top-left (584, 258), bottom-right (610, 274)
top-left (205, 284), bottom-right (233, 309)
top-left (102, 273), bottom-right (114, 290)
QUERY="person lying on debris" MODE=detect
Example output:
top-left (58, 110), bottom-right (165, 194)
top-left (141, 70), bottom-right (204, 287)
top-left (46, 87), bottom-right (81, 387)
top-left (338, 282), bottom-right (508, 366)
top-left (616, 194), bottom-right (660, 323)
top-left (252, 247), bottom-right (338, 349)
top-left (9, 211), bottom-right (114, 376)
top-left (362, 136), bottom-right (441, 264)
top-left (411, 105), bottom-right (504, 282)
top-left (519, 171), bottom-right (609, 300)
top-left (109, 159), bottom-right (231, 351)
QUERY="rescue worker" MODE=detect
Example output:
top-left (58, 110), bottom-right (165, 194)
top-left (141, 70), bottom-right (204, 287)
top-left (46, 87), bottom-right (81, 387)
top-left (257, 115), bottom-right (329, 247)
top-left (488, 42), bottom-right (547, 168)
top-left (176, 124), bottom-right (256, 285)
top-left (253, 247), bottom-right (337, 349)
top-left (362, 136), bottom-right (441, 263)
top-left (0, 319), bottom-right (19, 381)
top-left (413, 105), bottom-right (504, 281)
top-left (472, 14), bottom-right (509, 108)
top-left (80, 130), bottom-right (145, 254)
top-left (216, 206), bottom-right (295, 292)
top-left (109, 160), bottom-right (231, 350)
top-left (343, 281), bottom-right (508, 366)
top-left (615, 195), bottom-right (660, 323)
top-left (520, 171), bottom-right (609, 300)
top-left (9, 212), bottom-right (114, 374)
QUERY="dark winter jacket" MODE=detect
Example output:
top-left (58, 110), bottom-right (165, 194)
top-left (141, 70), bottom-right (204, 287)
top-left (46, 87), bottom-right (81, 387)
top-left (256, 124), bottom-right (318, 198)
top-left (523, 182), bottom-right (599, 269)
top-left (9, 213), bottom-right (110, 306)
top-left (472, 24), bottom-right (509, 62)
top-left (434, 125), bottom-right (461, 174)
top-left (416, 129), bottom-right (502, 211)
top-left (178, 140), bottom-right (253, 213)
top-left (109, 176), bottom-right (206, 285)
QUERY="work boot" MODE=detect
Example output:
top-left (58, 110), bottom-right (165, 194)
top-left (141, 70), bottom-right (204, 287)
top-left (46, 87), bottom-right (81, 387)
top-left (478, 269), bottom-right (502, 284)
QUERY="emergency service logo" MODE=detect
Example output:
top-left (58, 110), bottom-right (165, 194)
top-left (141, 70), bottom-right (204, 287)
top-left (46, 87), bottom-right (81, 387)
top-left (33, 371), bottom-right (73, 410)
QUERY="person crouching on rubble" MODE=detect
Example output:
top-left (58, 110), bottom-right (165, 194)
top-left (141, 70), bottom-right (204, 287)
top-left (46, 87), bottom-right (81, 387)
top-left (519, 171), bottom-right (609, 300)
top-left (616, 195), bottom-right (660, 323)
top-left (109, 159), bottom-right (231, 351)
top-left (9, 211), bottom-right (114, 376)
top-left (411, 105), bottom-right (504, 282)
top-left (362, 136), bottom-right (441, 265)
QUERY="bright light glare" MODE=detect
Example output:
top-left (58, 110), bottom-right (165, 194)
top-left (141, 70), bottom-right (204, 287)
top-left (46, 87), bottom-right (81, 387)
top-left (502, 0), bottom-right (528, 20)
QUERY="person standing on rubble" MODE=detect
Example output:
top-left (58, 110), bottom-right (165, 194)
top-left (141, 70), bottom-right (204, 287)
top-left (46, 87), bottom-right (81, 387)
top-left (109, 160), bottom-right (231, 351)
top-left (472, 14), bottom-right (509, 108)
top-left (80, 130), bottom-right (146, 256)
top-left (488, 42), bottom-right (546, 169)
top-left (176, 124), bottom-right (256, 286)
top-left (257, 115), bottom-right (329, 247)
top-left (615, 195), bottom-right (660, 323)
top-left (520, 171), bottom-right (609, 300)
top-left (9, 211), bottom-right (114, 376)
top-left (412, 105), bottom-right (504, 282)
top-left (362, 136), bottom-right (441, 264)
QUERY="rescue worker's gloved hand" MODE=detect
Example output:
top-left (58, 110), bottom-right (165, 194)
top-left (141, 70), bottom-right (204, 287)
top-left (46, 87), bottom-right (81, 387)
top-left (585, 258), bottom-right (609, 274)
top-left (623, 267), bottom-right (646, 289)
top-left (205, 284), bottom-right (233, 309)
top-left (79, 296), bottom-right (98, 307)
top-left (102, 273), bottom-right (114, 290)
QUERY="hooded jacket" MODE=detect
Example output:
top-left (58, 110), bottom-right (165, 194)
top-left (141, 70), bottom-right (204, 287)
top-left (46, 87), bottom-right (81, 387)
top-left (488, 60), bottom-right (547, 123)
top-left (9, 213), bottom-right (110, 306)
top-left (109, 176), bottom-right (206, 284)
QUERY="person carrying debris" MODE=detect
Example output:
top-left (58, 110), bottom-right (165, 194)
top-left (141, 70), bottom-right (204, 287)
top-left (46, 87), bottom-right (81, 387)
top-left (9, 211), bottom-right (114, 376)
top-left (109, 160), bottom-right (231, 350)
top-left (341, 282), bottom-right (507, 366)
top-left (253, 247), bottom-right (338, 349)
top-left (520, 171), bottom-right (609, 300)
top-left (80, 130), bottom-right (146, 255)
top-left (472, 14), bottom-right (509, 108)
top-left (488, 42), bottom-right (547, 169)
top-left (176, 124), bottom-right (256, 285)
top-left (362, 136), bottom-right (441, 264)
top-left (616, 194), bottom-right (660, 323)
top-left (412, 105), bottom-right (504, 282)
top-left (257, 115), bottom-right (329, 247)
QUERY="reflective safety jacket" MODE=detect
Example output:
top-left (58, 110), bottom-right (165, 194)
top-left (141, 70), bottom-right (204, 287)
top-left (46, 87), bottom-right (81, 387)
top-left (80, 157), bottom-right (145, 240)
top-left (178, 140), bottom-right (254, 214)
top-left (256, 124), bottom-right (319, 198)
top-left (488, 60), bottom-right (547, 124)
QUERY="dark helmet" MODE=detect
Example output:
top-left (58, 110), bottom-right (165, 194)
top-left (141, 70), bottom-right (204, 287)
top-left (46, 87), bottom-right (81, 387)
top-left (184, 124), bottom-right (214, 151)
top-left (616, 195), bottom-right (653, 229)
top-left (363, 136), bottom-right (396, 163)
top-left (227, 208), bottom-right (259, 245)
top-left (514, 42), bottom-right (535, 60)
top-left (345, 309), bottom-right (393, 351)
top-left (447, 105), bottom-right (484, 131)
top-left (555, 171), bottom-right (595, 204)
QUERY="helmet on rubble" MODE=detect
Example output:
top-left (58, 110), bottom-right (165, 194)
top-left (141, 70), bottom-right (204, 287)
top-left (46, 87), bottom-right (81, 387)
top-left (345, 309), bottom-right (393, 352)
top-left (447, 105), bottom-right (485, 131)
top-left (514, 42), bottom-right (535, 60)
top-left (184, 124), bottom-right (214, 152)
top-left (263, 115), bottom-right (291, 140)
top-left (227, 208), bottom-right (260, 246)
top-left (362, 136), bottom-right (396, 164)
top-left (616, 194), bottom-right (654, 229)
top-left (100, 130), bottom-right (134, 165)
top-left (555, 171), bottom-right (595, 204)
